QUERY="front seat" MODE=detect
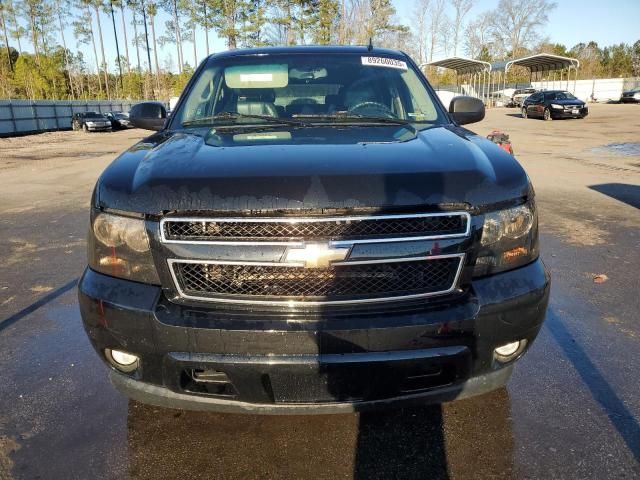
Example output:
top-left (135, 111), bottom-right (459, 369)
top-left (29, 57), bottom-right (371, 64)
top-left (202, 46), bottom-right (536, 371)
top-left (343, 80), bottom-right (380, 111)
top-left (236, 89), bottom-right (279, 117)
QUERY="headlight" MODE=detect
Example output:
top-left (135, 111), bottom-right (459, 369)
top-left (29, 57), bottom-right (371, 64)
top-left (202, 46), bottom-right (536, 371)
top-left (473, 200), bottom-right (539, 277)
top-left (550, 103), bottom-right (562, 109)
top-left (86, 121), bottom-right (95, 126)
top-left (88, 210), bottom-right (160, 284)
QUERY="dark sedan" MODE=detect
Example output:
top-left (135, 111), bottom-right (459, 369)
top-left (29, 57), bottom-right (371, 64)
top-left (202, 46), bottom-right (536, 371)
top-left (105, 111), bottom-right (132, 129)
top-left (71, 112), bottom-right (113, 132)
top-left (620, 87), bottom-right (640, 103)
top-left (522, 90), bottom-right (588, 120)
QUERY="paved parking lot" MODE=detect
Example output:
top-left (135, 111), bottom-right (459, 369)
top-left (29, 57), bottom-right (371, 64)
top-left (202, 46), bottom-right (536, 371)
top-left (0, 104), bottom-right (639, 479)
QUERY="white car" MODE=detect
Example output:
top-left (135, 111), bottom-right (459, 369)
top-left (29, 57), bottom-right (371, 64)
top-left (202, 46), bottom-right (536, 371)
top-left (511, 88), bottom-right (537, 107)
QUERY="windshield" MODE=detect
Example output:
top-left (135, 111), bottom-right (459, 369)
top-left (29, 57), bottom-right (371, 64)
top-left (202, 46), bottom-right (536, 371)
top-left (85, 112), bottom-right (105, 118)
top-left (552, 91), bottom-right (577, 100)
top-left (172, 53), bottom-right (445, 129)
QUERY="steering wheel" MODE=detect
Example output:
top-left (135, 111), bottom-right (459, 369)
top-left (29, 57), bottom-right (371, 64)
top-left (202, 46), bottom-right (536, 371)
top-left (348, 101), bottom-right (396, 119)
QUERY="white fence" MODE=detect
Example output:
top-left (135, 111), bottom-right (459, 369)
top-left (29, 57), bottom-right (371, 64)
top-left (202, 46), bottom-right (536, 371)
top-left (0, 100), bottom-right (147, 137)
top-left (531, 78), bottom-right (640, 103)
top-left (435, 77), bottom-right (640, 105)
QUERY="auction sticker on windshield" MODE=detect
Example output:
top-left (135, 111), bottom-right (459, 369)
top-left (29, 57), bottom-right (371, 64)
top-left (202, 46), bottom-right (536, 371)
top-left (361, 56), bottom-right (407, 70)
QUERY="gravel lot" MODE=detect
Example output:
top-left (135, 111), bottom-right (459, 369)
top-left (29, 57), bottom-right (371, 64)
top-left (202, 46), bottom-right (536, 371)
top-left (0, 104), bottom-right (639, 479)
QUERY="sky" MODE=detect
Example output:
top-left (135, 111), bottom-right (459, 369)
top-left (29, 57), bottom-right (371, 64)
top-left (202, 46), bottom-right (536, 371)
top-left (17, 0), bottom-right (640, 74)
top-left (395, 0), bottom-right (640, 51)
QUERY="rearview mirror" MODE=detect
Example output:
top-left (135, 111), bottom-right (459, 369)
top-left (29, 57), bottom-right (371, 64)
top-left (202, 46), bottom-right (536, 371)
top-left (129, 102), bottom-right (167, 131)
top-left (449, 96), bottom-right (485, 125)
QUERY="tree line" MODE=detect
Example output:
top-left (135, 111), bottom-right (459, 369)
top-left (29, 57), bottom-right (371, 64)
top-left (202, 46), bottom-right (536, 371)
top-left (0, 0), bottom-right (639, 101)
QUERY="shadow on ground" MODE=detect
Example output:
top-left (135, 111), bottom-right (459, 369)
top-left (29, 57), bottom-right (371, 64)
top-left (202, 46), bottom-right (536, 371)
top-left (126, 387), bottom-right (513, 480)
top-left (545, 309), bottom-right (640, 463)
top-left (588, 183), bottom-right (640, 209)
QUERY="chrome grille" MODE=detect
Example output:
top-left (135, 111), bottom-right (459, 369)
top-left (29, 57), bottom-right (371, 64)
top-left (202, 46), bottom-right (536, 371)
top-left (161, 213), bottom-right (469, 244)
top-left (169, 256), bottom-right (464, 305)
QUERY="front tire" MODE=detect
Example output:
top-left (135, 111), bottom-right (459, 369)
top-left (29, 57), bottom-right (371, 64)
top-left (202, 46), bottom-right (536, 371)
top-left (543, 108), bottom-right (552, 121)
top-left (521, 107), bottom-right (527, 119)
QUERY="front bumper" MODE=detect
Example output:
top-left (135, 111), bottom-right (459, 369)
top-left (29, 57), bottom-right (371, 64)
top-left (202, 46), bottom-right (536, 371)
top-left (86, 124), bottom-right (112, 131)
top-left (78, 259), bottom-right (550, 413)
top-left (551, 107), bottom-right (588, 118)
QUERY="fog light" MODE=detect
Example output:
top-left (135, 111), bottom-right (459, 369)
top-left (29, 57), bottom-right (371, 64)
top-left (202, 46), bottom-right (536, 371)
top-left (494, 340), bottom-right (526, 362)
top-left (495, 341), bottom-right (520, 357)
top-left (105, 348), bottom-right (139, 372)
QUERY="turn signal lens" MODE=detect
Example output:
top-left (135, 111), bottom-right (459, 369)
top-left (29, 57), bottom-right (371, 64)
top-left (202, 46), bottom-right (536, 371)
top-left (502, 246), bottom-right (529, 263)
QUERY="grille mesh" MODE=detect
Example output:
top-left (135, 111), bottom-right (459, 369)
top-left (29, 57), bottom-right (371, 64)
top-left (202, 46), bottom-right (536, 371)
top-left (164, 215), bottom-right (466, 242)
top-left (172, 258), bottom-right (460, 302)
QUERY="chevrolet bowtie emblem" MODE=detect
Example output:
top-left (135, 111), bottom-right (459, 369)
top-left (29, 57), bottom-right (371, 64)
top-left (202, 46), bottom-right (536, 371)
top-left (285, 243), bottom-right (350, 268)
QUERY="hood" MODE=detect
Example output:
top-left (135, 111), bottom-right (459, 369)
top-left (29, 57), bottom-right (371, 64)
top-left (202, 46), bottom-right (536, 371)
top-left (96, 125), bottom-right (530, 214)
top-left (551, 98), bottom-right (585, 105)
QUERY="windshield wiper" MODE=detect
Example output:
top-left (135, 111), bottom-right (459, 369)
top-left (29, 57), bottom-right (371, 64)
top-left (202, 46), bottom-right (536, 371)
top-left (181, 112), bottom-right (309, 127)
top-left (295, 113), bottom-right (414, 125)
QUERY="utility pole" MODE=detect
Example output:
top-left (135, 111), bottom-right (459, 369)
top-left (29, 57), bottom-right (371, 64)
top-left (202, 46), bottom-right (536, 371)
top-left (110, 0), bottom-right (124, 91)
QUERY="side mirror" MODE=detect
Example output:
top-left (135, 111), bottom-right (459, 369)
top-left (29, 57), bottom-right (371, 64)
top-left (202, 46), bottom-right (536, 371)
top-left (449, 96), bottom-right (485, 125)
top-left (129, 102), bottom-right (167, 131)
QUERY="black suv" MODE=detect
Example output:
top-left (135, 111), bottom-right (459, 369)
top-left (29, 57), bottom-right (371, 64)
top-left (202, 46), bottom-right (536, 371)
top-left (522, 90), bottom-right (588, 120)
top-left (78, 46), bottom-right (549, 413)
top-left (71, 111), bottom-right (112, 132)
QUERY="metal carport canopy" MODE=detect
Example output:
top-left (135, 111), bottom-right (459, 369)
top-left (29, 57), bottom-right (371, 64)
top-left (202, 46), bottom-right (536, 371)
top-left (424, 57), bottom-right (491, 74)
top-left (492, 53), bottom-right (581, 96)
top-left (493, 53), bottom-right (580, 72)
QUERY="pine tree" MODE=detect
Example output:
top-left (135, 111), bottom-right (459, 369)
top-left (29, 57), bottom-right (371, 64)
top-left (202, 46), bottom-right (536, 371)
top-left (239, 0), bottom-right (269, 47)
top-left (0, 1), bottom-right (13, 71)
top-left (112, 0), bottom-right (131, 73)
top-left (84, 0), bottom-right (111, 98)
top-left (159, 0), bottom-right (183, 72)
top-left (6, 0), bottom-right (24, 54)
top-left (53, 0), bottom-right (76, 98)
top-left (147, 0), bottom-right (160, 89)
top-left (127, 0), bottom-right (142, 72)
top-left (21, 0), bottom-right (47, 60)
top-left (312, 0), bottom-right (339, 45)
top-left (209, 0), bottom-right (240, 49)
top-left (73, 3), bottom-right (104, 95)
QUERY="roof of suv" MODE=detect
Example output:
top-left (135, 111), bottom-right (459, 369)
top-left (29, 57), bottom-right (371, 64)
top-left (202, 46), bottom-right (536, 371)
top-left (208, 45), bottom-right (409, 60)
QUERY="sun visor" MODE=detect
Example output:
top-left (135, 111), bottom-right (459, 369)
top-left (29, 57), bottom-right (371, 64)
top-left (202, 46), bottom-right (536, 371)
top-left (225, 64), bottom-right (289, 89)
